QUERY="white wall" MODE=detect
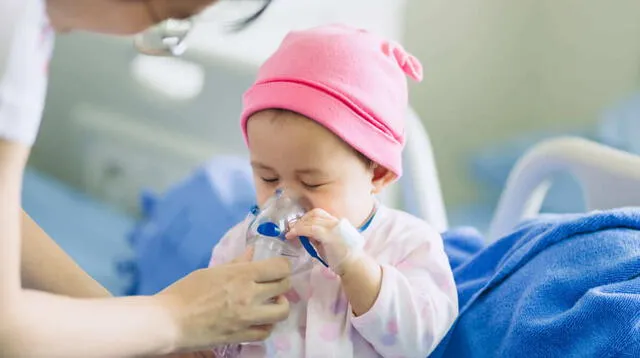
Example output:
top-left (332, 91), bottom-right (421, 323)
top-left (404, 0), bottom-right (640, 205)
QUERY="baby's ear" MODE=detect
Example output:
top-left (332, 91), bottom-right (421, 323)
top-left (371, 164), bottom-right (397, 194)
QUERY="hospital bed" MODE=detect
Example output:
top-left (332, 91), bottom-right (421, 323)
top-left (397, 108), bottom-right (448, 232)
top-left (32, 31), bottom-right (454, 296)
top-left (405, 108), bottom-right (640, 241)
top-left (21, 27), bottom-right (639, 356)
top-left (28, 120), bottom-right (639, 299)
top-left (34, 31), bottom-right (640, 296)
top-left (404, 123), bottom-right (640, 241)
top-left (489, 136), bottom-right (640, 241)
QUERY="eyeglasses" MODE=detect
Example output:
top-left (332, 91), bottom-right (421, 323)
top-left (133, 18), bottom-right (194, 57)
top-left (133, 1), bottom-right (272, 57)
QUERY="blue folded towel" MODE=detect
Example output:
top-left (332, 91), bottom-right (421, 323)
top-left (433, 208), bottom-right (640, 357)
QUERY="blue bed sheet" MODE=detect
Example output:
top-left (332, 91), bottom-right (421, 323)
top-left (22, 168), bottom-right (135, 296)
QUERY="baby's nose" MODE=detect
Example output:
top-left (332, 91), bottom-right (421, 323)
top-left (296, 195), bottom-right (314, 212)
top-left (276, 187), bottom-right (312, 211)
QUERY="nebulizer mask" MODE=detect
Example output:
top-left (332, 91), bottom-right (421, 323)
top-left (246, 188), bottom-right (328, 273)
top-left (212, 189), bottom-right (327, 358)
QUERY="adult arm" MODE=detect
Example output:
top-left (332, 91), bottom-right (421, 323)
top-left (0, 2), bottom-right (290, 356)
top-left (0, 146), bottom-right (288, 357)
top-left (0, 147), bottom-right (289, 357)
top-left (4, 177), bottom-right (290, 357)
top-left (21, 210), bottom-right (112, 298)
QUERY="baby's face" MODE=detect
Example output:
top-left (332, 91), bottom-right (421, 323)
top-left (246, 110), bottom-right (384, 227)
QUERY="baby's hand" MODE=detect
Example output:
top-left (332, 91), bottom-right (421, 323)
top-left (286, 209), bottom-right (364, 275)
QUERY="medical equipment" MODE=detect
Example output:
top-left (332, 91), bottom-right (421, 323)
top-left (247, 188), bottom-right (378, 269)
top-left (489, 136), bottom-right (640, 241)
top-left (213, 190), bottom-right (315, 358)
top-left (401, 107), bottom-right (448, 232)
top-left (46, 21), bottom-right (640, 296)
top-left (247, 188), bottom-right (328, 268)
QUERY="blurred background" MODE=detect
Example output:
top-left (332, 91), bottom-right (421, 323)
top-left (24, 0), bottom-right (640, 295)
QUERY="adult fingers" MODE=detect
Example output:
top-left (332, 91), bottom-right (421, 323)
top-left (228, 324), bottom-right (275, 344)
top-left (254, 277), bottom-right (291, 302)
top-left (249, 257), bottom-right (291, 283)
top-left (231, 246), bottom-right (254, 264)
top-left (248, 295), bottom-right (290, 325)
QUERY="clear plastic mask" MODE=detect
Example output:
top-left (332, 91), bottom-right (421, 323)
top-left (246, 189), bottom-right (318, 275)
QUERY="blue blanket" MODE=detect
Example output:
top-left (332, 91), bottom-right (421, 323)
top-left (434, 208), bottom-right (640, 358)
top-left (121, 156), bottom-right (256, 295)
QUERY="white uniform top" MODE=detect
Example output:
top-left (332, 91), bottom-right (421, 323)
top-left (0, 0), bottom-right (54, 145)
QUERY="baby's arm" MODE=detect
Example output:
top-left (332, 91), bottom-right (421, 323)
top-left (345, 225), bottom-right (458, 358)
top-left (338, 253), bottom-right (382, 316)
top-left (288, 209), bottom-right (458, 357)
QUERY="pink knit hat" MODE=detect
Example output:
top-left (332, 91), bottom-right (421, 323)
top-left (241, 24), bottom-right (423, 177)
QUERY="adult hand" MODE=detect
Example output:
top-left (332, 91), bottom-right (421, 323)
top-left (155, 257), bottom-right (291, 352)
top-left (45, 0), bottom-right (218, 35)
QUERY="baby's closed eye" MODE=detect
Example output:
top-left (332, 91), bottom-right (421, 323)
top-left (301, 181), bottom-right (327, 189)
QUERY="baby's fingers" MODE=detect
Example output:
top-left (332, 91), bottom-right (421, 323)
top-left (289, 210), bottom-right (338, 237)
top-left (287, 219), bottom-right (327, 241)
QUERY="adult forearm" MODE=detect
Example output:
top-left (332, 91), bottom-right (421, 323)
top-left (21, 210), bottom-right (111, 298)
top-left (0, 143), bottom-right (171, 357)
top-left (1, 289), bottom-right (176, 357)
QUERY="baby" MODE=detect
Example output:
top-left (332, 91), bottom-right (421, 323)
top-left (209, 24), bottom-right (458, 358)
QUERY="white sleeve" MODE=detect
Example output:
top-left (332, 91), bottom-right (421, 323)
top-left (0, 0), bottom-right (54, 146)
top-left (350, 214), bottom-right (458, 357)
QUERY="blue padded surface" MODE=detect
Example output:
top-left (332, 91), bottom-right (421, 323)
top-left (22, 168), bottom-right (134, 296)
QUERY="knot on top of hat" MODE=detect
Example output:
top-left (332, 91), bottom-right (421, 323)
top-left (381, 41), bottom-right (423, 82)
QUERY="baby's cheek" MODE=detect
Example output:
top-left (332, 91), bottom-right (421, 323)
top-left (305, 185), bottom-right (371, 226)
top-left (341, 183), bottom-right (376, 222)
top-left (305, 195), bottom-right (333, 213)
top-left (306, 193), bottom-right (345, 219)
